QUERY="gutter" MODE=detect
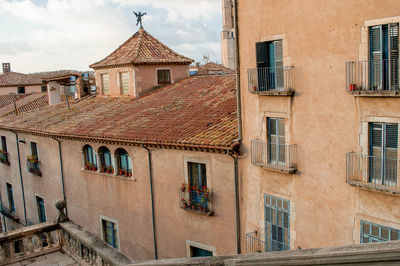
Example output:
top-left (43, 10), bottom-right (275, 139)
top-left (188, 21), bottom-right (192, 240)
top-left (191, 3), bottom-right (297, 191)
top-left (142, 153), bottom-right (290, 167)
top-left (228, 151), bottom-right (241, 254)
top-left (142, 145), bottom-right (158, 260)
top-left (51, 137), bottom-right (67, 216)
top-left (10, 130), bottom-right (27, 226)
top-left (233, 0), bottom-right (243, 153)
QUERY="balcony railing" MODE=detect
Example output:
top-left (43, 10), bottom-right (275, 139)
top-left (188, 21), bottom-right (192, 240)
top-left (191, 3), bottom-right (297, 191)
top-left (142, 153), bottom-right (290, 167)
top-left (346, 59), bottom-right (399, 94)
top-left (27, 159), bottom-right (41, 176)
top-left (251, 140), bottom-right (297, 173)
top-left (248, 66), bottom-right (295, 95)
top-left (179, 185), bottom-right (213, 215)
top-left (346, 152), bottom-right (400, 194)
top-left (0, 151), bottom-right (9, 165)
top-left (245, 231), bottom-right (266, 254)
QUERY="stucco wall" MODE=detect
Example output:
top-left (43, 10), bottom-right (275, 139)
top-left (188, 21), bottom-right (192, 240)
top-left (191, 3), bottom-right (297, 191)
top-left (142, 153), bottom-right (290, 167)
top-left (238, 0), bottom-right (400, 252)
top-left (0, 131), bottom-right (236, 260)
top-left (95, 64), bottom-right (189, 98)
top-left (0, 85), bottom-right (42, 95)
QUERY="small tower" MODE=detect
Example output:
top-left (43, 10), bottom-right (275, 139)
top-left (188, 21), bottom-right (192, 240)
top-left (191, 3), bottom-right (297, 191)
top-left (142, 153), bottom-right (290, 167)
top-left (221, 0), bottom-right (236, 70)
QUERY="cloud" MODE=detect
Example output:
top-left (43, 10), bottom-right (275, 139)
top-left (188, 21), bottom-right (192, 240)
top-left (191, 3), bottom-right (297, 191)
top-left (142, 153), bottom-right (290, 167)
top-left (0, 0), bottom-right (222, 73)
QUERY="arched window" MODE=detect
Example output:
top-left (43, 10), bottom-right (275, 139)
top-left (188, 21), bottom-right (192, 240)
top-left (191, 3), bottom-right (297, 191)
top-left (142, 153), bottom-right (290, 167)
top-left (99, 146), bottom-right (113, 174)
top-left (115, 148), bottom-right (132, 177)
top-left (83, 145), bottom-right (96, 171)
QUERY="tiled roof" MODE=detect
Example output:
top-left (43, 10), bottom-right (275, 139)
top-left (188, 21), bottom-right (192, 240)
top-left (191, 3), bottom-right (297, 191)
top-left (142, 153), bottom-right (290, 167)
top-left (90, 28), bottom-right (194, 69)
top-left (0, 93), bottom-right (48, 117)
top-left (0, 94), bottom-right (26, 108)
top-left (0, 72), bottom-right (43, 87)
top-left (200, 62), bottom-right (235, 73)
top-left (30, 70), bottom-right (87, 79)
top-left (0, 75), bottom-right (238, 151)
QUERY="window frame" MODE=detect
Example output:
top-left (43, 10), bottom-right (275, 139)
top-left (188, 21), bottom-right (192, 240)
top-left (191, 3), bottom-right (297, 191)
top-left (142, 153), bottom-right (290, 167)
top-left (101, 73), bottom-right (110, 95)
top-left (157, 69), bottom-right (171, 84)
top-left (361, 220), bottom-right (400, 243)
top-left (99, 215), bottom-right (120, 250)
top-left (6, 183), bottom-right (15, 213)
top-left (35, 195), bottom-right (46, 223)
top-left (119, 72), bottom-right (129, 95)
top-left (17, 86), bottom-right (25, 94)
top-left (267, 117), bottom-right (286, 164)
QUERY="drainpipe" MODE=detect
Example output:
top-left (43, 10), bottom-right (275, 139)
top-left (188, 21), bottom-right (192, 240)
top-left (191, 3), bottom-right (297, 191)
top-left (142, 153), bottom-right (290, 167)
top-left (51, 137), bottom-right (67, 216)
top-left (233, 0), bottom-right (243, 152)
top-left (10, 130), bottom-right (27, 226)
top-left (142, 145), bottom-right (157, 259)
top-left (228, 150), bottom-right (241, 254)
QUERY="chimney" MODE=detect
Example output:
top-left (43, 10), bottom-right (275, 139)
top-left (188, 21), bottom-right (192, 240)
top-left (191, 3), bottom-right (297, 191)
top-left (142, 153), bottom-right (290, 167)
top-left (2, 63), bottom-right (11, 73)
top-left (47, 82), bottom-right (62, 106)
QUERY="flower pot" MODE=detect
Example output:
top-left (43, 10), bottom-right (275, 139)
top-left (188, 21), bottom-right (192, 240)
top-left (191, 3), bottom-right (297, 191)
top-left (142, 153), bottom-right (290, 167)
top-left (349, 84), bottom-right (357, 91)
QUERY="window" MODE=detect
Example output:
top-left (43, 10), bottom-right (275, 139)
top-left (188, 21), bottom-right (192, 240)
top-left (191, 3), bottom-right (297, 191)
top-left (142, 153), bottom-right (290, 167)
top-left (361, 220), bottom-right (400, 243)
top-left (115, 148), bottom-right (132, 177)
top-left (369, 123), bottom-right (398, 186)
top-left (27, 142), bottom-right (40, 176)
top-left (41, 85), bottom-right (47, 92)
top-left (31, 142), bottom-right (38, 157)
top-left (265, 194), bottom-right (289, 252)
top-left (83, 145), bottom-right (96, 171)
top-left (256, 40), bottom-right (283, 90)
top-left (119, 72), bottom-right (129, 95)
top-left (36, 196), bottom-right (46, 223)
top-left (157, 70), bottom-right (171, 84)
top-left (267, 118), bottom-right (285, 164)
top-left (187, 162), bottom-right (207, 206)
top-left (101, 73), bottom-right (110, 95)
top-left (0, 136), bottom-right (8, 164)
top-left (102, 219), bottom-right (118, 249)
top-left (17, 86), bottom-right (25, 94)
top-left (370, 23), bottom-right (399, 90)
top-left (6, 183), bottom-right (15, 213)
top-left (190, 246), bottom-right (213, 257)
top-left (99, 146), bottom-right (113, 173)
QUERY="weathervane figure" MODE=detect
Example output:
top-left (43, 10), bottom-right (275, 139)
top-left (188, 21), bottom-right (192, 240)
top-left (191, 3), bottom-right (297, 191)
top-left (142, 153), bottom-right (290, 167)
top-left (133, 11), bottom-right (146, 28)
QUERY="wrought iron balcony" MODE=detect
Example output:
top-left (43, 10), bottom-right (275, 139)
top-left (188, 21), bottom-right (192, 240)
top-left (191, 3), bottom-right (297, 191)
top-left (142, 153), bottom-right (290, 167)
top-left (346, 152), bottom-right (399, 193)
top-left (245, 231), bottom-right (266, 254)
top-left (27, 158), bottom-right (41, 176)
top-left (247, 66), bottom-right (295, 95)
top-left (0, 151), bottom-right (9, 165)
top-left (251, 140), bottom-right (297, 173)
top-left (346, 59), bottom-right (400, 95)
top-left (179, 184), bottom-right (213, 215)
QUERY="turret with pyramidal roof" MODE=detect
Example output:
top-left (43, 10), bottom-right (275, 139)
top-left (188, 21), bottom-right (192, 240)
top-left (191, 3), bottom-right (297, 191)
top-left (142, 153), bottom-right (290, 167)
top-left (90, 28), bottom-right (194, 98)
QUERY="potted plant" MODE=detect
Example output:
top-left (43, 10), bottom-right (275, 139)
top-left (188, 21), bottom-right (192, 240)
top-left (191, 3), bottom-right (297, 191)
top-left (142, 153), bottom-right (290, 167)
top-left (349, 84), bottom-right (357, 91)
top-left (180, 183), bottom-right (186, 192)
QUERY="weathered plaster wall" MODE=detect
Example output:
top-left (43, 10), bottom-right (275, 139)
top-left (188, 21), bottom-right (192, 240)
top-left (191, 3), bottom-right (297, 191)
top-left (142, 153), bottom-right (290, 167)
top-left (238, 0), bottom-right (400, 252)
top-left (0, 85), bottom-right (42, 95)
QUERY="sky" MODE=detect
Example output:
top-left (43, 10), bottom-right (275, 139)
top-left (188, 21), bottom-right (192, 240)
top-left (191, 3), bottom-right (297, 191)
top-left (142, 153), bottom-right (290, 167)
top-left (0, 0), bottom-right (222, 73)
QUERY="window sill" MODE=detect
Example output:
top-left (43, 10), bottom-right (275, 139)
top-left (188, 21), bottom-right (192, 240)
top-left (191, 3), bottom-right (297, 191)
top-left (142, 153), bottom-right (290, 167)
top-left (81, 169), bottom-right (136, 181)
top-left (252, 162), bottom-right (296, 174)
top-left (27, 170), bottom-right (42, 177)
top-left (180, 206), bottom-right (213, 216)
top-left (0, 160), bottom-right (10, 166)
top-left (249, 89), bottom-right (294, 96)
top-left (348, 90), bottom-right (400, 97)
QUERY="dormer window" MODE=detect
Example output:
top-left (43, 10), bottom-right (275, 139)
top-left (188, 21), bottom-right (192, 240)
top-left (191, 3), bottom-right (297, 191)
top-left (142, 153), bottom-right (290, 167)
top-left (157, 70), bottom-right (171, 84)
top-left (119, 72), bottom-right (129, 95)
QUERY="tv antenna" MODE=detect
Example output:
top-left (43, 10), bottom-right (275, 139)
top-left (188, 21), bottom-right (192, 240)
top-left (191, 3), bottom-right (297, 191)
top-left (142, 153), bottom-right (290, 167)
top-left (203, 54), bottom-right (210, 64)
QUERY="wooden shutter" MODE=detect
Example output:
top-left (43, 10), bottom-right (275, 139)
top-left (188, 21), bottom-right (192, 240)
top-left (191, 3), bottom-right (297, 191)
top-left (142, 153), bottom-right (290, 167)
top-left (274, 40), bottom-right (284, 89)
top-left (101, 74), bottom-right (110, 95)
top-left (278, 118), bottom-right (285, 163)
top-left (370, 26), bottom-right (382, 88)
top-left (390, 24), bottom-right (399, 89)
top-left (120, 72), bottom-right (129, 95)
top-left (369, 123), bottom-right (383, 182)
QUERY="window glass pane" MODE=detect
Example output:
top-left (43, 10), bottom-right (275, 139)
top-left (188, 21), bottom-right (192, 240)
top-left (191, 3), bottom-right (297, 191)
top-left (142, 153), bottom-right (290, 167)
top-left (104, 152), bottom-right (111, 167)
top-left (120, 154), bottom-right (128, 170)
top-left (265, 194), bottom-right (289, 252)
top-left (31, 142), bottom-right (38, 157)
top-left (120, 72), bottom-right (129, 95)
top-left (101, 74), bottom-right (109, 95)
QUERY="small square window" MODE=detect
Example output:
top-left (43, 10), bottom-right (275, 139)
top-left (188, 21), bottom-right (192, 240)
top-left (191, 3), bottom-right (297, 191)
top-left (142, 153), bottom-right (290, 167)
top-left (102, 219), bottom-right (118, 249)
top-left (157, 70), bottom-right (171, 84)
top-left (18, 87), bottom-right (25, 94)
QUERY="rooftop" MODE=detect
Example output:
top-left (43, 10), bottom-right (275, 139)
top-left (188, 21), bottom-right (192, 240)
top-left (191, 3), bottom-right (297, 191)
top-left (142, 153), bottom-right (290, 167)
top-left (0, 72), bottom-right (43, 87)
top-left (0, 75), bottom-right (238, 152)
top-left (90, 28), bottom-right (194, 69)
top-left (0, 93), bottom-right (48, 117)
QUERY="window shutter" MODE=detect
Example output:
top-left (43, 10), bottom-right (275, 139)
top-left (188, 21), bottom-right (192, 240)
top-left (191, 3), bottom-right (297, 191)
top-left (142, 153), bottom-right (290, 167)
top-left (101, 74), bottom-right (110, 95)
top-left (256, 42), bottom-right (268, 68)
top-left (274, 40), bottom-right (284, 89)
top-left (390, 23), bottom-right (399, 89)
top-left (120, 72), bottom-right (129, 95)
top-left (370, 26), bottom-right (382, 88)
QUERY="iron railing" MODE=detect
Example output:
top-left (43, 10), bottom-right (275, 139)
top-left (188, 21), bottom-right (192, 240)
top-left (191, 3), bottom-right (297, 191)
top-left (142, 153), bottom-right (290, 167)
top-left (179, 186), bottom-right (213, 215)
top-left (346, 59), bottom-right (399, 92)
top-left (27, 159), bottom-right (41, 176)
top-left (248, 66), bottom-right (295, 93)
top-left (251, 140), bottom-right (297, 173)
top-left (0, 151), bottom-right (9, 165)
top-left (245, 232), bottom-right (266, 254)
top-left (346, 152), bottom-right (399, 193)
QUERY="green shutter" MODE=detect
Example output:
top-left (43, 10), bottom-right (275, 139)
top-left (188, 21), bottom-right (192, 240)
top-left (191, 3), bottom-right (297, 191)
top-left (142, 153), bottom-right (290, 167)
top-left (274, 40), bottom-right (284, 89)
top-left (370, 26), bottom-right (382, 88)
top-left (389, 23), bottom-right (399, 89)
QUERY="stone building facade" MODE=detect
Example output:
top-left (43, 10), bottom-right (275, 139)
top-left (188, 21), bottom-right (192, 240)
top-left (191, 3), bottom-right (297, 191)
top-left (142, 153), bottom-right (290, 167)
top-left (237, 0), bottom-right (400, 253)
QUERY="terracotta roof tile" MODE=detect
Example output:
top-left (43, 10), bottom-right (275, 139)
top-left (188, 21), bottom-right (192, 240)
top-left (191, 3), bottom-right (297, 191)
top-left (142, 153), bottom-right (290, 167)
top-left (0, 72), bottom-right (43, 87)
top-left (0, 93), bottom-right (48, 117)
top-left (0, 94), bottom-right (26, 108)
top-left (0, 76), bottom-right (237, 150)
top-left (90, 28), bottom-right (193, 69)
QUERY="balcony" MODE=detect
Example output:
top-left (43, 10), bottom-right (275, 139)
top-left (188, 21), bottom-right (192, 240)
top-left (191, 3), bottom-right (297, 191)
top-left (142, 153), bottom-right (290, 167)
top-left (179, 184), bottom-right (213, 215)
top-left (247, 66), bottom-right (295, 96)
top-left (251, 140), bottom-right (297, 174)
top-left (245, 231), bottom-right (266, 254)
top-left (0, 202), bottom-right (18, 222)
top-left (27, 156), bottom-right (41, 176)
top-left (346, 59), bottom-right (400, 97)
top-left (346, 152), bottom-right (400, 194)
top-left (0, 151), bottom-right (9, 165)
